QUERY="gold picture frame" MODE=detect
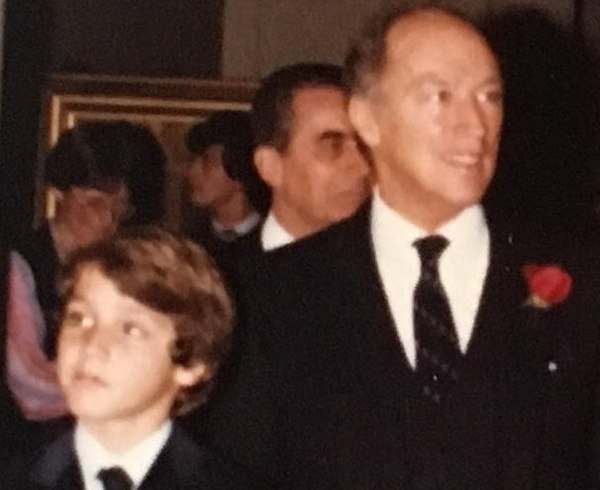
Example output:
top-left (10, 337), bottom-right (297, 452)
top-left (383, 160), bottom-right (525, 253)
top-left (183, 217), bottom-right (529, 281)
top-left (40, 73), bottom-right (257, 229)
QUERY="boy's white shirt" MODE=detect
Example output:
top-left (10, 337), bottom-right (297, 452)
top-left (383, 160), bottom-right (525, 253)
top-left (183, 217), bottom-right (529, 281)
top-left (75, 420), bottom-right (172, 490)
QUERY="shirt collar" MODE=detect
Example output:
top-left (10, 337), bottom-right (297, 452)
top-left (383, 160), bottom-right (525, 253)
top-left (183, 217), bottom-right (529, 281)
top-left (371, 187), bottom-right (487, 255)
top-left (75, 420), bottom-right (172, 489)
top-left (261, 212), bottom-right (295, 251)
top-left (211, 211), bottom-right (262, 237)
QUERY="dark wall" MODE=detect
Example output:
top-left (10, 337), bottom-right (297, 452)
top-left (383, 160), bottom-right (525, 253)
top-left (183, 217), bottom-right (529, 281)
top-left (0, 0), bottom-right (52, 242)
top-left (51, 0), bottom-right (223, 77)
top-left (0, 1), bottom-right (224, 241)
top-left (483, 7), bottom-right (600, 233)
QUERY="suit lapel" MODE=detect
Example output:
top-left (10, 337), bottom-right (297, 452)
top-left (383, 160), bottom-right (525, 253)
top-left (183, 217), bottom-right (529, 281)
top-left (139, 426), bottom-right (217, 490)
top-left (349, 203), bottom-right (414, 377)
top-left (466, 220), bottom-right (527, 366)
top-left (465, 218), bottom-right (541, 488)
top-left (30, 431), bottom-right (83, 489)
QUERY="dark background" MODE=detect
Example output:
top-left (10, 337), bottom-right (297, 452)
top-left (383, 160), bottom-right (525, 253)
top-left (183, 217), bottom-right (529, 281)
top-left (0, 0), bottom-right (224, 241)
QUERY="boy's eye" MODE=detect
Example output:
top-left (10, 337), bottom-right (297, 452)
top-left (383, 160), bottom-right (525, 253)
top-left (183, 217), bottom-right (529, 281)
top-left (62, 310), bottom-right (93, 329)
top-left (122, 322), bottom-right (147, 338)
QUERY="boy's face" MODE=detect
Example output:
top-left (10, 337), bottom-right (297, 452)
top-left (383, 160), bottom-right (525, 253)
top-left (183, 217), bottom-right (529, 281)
top-left (57, 265), bottom-right (204, 431)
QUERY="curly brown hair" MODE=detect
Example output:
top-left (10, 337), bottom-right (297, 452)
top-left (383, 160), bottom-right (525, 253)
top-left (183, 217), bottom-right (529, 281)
top-left (57, 226), bottom-right (234, 415)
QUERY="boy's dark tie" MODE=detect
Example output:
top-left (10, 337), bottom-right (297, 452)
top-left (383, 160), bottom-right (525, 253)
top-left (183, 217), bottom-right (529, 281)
top-left (413, 235), bottom-right (462, 403)
top-left (97, 466), bottom-right (133, 490)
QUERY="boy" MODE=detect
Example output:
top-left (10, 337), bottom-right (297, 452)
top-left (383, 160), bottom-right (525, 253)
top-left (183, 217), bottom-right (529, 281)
top-left (9, 227), bottom-right (256, 489)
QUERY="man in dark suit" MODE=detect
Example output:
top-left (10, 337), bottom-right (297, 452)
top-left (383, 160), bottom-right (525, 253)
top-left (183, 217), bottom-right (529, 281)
top-left (184, 111), bottom-right (263, 256)
top-left (251, 62), bottom-right (370, 252)
top-left (195, 62), bottom-right (372, 455)
top-left (208, 4), bottom-right (600, 489)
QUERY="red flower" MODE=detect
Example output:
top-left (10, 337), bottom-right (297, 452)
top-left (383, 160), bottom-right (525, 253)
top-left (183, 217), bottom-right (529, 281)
top-left (522, 264), bottom-right (572, 309)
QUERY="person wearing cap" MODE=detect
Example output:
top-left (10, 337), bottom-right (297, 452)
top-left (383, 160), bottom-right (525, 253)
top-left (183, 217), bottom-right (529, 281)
top-left (184, 111), bottom-right (264, 260)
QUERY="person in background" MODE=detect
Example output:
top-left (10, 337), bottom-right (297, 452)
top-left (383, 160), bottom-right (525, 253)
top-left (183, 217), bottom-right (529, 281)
top-left (251, 62), bottom-right (371, 251)
top-left (0, 245), bottom-right (69, 465)
top-left (17, 121), bottom-right (166, 356)
top-left (7, 227), bottom-right (258, 489)
top-left (193, 63), bottom-right (372, 466)
top-left (184, 111), bottom-right (263, 259)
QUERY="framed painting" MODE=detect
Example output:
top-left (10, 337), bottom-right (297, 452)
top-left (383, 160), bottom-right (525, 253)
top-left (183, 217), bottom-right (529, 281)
top-left (40, 73), bottom-right (257, 229)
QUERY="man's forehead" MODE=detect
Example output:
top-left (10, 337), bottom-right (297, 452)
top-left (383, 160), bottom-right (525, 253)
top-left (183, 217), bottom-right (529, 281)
top-left (290, 86), bottom-right (349, 125)
top-left (291, 85), bottom-right (346, 111)
top-left (384, 10), bottom-right (496, 67)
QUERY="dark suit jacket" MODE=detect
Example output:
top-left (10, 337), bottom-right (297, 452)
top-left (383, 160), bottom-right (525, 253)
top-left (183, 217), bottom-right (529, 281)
top-left (207, 203), bottom-right (600, 489)
top-left (7, 423), bottom-right (257, 489)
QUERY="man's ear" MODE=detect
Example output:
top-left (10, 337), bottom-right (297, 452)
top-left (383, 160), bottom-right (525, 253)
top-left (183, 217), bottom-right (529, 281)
top-left (349, 95), bottom-right (380, 148)
top-left (254, 146), bottom-right (283, 189)
top-left (174, 362), bottom-right (208, 388)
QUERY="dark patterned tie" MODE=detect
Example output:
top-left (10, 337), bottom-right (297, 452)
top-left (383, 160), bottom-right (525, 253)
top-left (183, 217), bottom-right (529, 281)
top-left (97, 466), bottom-right (133, 490)
top-left (413, 235), bottom-right (462, 403)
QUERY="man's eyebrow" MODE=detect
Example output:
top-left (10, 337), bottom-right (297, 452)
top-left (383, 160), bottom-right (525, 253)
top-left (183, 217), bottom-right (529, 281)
top-left (319, 130), bottom-right (349, 141)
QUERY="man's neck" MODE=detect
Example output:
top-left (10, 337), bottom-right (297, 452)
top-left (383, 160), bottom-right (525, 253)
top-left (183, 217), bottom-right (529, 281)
top-left (213, 192), bottom-right (254, 229)
top-left (270, 201), bottom-right (325, 241)
top-left (377, 186), bottom-right (465, 233)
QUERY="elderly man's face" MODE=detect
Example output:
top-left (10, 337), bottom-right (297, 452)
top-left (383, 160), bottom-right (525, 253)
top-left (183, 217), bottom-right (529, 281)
top-left (274, 86), bottom-right (370, 232)
top-left (352, 11), bottom-right (503, 230)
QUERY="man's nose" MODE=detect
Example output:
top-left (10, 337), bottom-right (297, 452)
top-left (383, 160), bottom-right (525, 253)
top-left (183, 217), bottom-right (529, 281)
top-left (345, 142), bottom-right (370, 180)
top-left (454, 98), bottom-right (487, 137)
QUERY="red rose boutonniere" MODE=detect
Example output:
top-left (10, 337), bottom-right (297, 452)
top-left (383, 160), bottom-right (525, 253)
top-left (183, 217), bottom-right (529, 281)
top-left (522, 264), bottom-right (573, 309)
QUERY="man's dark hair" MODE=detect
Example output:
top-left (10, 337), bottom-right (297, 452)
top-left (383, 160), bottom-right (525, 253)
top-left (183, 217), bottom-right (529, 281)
top-left (252, 62), bottom-right (346, 151)
top-left (345, 3), bottom-right (480, 95)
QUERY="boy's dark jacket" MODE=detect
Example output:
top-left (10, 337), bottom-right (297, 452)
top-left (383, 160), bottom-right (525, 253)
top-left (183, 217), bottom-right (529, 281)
top-left (5, 423), bottom-right (258, 490)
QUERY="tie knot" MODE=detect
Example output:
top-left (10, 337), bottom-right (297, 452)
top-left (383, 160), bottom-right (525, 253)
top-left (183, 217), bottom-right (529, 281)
top-left (97, 466), bottom-right (133, 490)
top-left (414, 235), bottom-right (449, 267)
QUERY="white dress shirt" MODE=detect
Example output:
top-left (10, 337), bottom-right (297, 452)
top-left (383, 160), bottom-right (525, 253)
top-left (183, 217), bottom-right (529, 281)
top-left (371, 189), bottom-right (490, 368)
top-left (261, 212), bottom-right (295, 251)
top-left (75, 421), bottom-right (172, 490)
top-left (212, 210), bottom-right (262, 240)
